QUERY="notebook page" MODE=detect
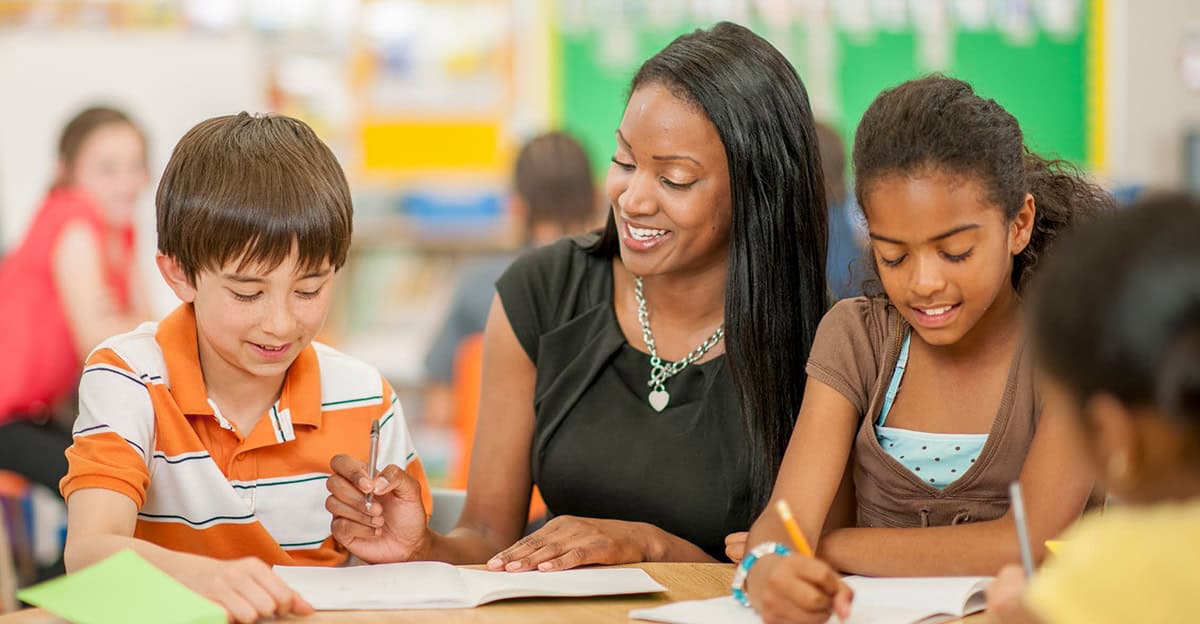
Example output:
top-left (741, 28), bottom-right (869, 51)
top-left (274, 561), bottom-right (471, 609)
top-left (459, 567), bottom-right (666, 605)
top-left (630, 596), bottom-right (759, 624)
top-left (844, 576), bottom-right (992, 616)
top-left (630, 577), bottom-right (992, 624)
top-left (629, 596), bottom-right (961, 624)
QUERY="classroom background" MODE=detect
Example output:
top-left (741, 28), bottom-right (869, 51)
top-left (0, 0), bottom-right (1198, 602)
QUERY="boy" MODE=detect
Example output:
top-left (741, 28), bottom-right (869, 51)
top-left (59, 113), bottom-right (431, 623)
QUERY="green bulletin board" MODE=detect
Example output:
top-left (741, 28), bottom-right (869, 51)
top-left (557, 5), bottom-right (1094, 180)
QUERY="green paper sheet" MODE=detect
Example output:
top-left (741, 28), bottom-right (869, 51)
top-left (16, 549), bottom-right (224, 624)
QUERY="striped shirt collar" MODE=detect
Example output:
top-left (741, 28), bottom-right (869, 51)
top-left (156, 303), bottom-right (323, 430)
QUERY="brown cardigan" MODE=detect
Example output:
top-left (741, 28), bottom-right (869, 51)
top-left (807, 297), bottom-right (1039, 529)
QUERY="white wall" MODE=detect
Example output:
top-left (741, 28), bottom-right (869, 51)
top-left (0, 30), bottom-right (264, 315)
top-left (1105, 0), bottom-right (1200, 187)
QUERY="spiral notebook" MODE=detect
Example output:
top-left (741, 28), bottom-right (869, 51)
top-left (629, 575), bottom-right (992, 624)
top-left (274, 561), bottom-right (665, 610)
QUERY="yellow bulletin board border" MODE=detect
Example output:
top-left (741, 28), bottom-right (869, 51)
top-left (1087, 0), bottom-right (1107, 172)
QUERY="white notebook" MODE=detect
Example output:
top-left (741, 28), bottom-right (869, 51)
top-left (273, 561), bottom-right (666, 610)
top-left (629, 575), bottom-right (992, 624)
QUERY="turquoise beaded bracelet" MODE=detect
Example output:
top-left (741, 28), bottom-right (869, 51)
top-left (730, 541), bottom-right (792, 607)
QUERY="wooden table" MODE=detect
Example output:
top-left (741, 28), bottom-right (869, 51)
top-left (0, 563), bottom-right (985, 623)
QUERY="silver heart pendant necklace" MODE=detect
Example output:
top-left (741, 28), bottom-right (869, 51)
top-left (634, 276), bottom-right (724, 412)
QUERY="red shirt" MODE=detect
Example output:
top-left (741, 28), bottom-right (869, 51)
top-left (0, 189), bottom-right (135, 423)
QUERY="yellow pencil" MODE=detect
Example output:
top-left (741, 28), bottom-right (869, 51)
top-left (774, 500), bottom-right (814, 557)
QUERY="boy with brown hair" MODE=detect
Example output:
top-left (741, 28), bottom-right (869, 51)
top-left (60, 113), bottom-right (431, 623)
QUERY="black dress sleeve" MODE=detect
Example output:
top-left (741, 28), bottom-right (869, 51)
top-left (494, 235), bottom-right (601, 365)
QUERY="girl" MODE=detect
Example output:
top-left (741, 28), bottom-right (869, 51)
top-left (0, 106), bottom-right (151, 493)
top-left (323, 22), bottom-right (830, 570)
top-left (740, 76), bottom-right (1113, 623)
top-left (986, 193), bottom-right (1200, 624)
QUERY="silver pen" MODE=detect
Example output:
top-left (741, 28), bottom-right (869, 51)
top-left (1009, 481), bottom-right (1036, 577)
top-left (366, 418), bottom-right (380, 511)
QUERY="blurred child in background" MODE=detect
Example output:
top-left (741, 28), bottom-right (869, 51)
top-left (815, 121), bottom-right (866, 301)
top-left (0, 106), bottom-right (151, 494)
top-left (422, 131), bottom-right (597, 428)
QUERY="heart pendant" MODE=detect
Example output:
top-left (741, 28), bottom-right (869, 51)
top-left (648, 389), bottom-right (670, 412)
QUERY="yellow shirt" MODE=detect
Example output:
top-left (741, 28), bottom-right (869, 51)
top-left (1025, 498), bottom-right (1200, 624)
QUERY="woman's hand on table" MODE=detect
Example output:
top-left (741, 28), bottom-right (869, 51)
top-left (486, 516), bottom-right (670, 572)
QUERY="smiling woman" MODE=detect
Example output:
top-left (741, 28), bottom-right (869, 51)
top-left (323, 21), bottom-right (830, 573)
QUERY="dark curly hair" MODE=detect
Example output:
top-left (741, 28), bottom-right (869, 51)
top-left (853, 75), bottom-right (1114, 294)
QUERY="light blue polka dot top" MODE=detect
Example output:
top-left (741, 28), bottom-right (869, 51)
top-left (875, 332), bottom-right (988, 489)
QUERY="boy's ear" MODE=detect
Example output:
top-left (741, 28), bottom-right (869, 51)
top-left (1010, 193), bottom-right (1036, 256)
top-left (156, 252), bottom-right (197, 303)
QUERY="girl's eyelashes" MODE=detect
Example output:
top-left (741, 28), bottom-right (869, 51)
top-left (877, 249), bottom-right (974, 267)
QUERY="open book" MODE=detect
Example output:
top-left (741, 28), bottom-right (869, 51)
top-left (274, 561), bottom-right (666, 610)
top-left (629, 575), bottom-right (992, 624)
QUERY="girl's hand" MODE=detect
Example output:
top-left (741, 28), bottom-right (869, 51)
top-left (725, 531), bottom-right (749, 562)
top-left (752, 553), bottom-right (853, 624)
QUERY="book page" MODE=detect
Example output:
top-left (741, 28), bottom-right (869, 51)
top-left (459, 567), bottom-right (666, 605)
top-left (274, 561), bottom-right (471, 609)
top-left (843, 576), bottom-right (992, 617)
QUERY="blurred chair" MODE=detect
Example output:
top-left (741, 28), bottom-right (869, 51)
top-left (0, 513), bottom-right (13, 614)
top-left (0, 471), bottom-right (32, 613)
top-left (428, 487), bottom-right (466, 535)
top-left (449, 334), bottom-right (547, 525)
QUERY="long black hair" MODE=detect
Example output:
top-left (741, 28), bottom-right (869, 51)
top-left (1032, 192), bottom-right (1200, 440)
top-left (853, 75), bottom-right (1114, 294)
top-left (587, 22), bottom-right (828, 518)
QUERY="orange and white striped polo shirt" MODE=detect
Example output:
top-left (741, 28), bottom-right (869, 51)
top-left (61, 304), bottom-right (431, 566)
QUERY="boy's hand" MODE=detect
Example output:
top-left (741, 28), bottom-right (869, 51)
top-left (326, 454), bottom-right (430, 563)
top-left (751, 553), bottom-right (853, 624)
top-left (183, 556), bottom-right (312, 623)
top-left (725, 531), bottom-right (749, 562)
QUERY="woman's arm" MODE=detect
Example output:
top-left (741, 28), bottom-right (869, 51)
top-left (424, 293), bottom-right (544, 562)
top-left (818, 400), bottom-right (1092, 576)
top-left (426, 292), bottom-right (718, 567)
top-left (52, 222), bottom-right (145, 355)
